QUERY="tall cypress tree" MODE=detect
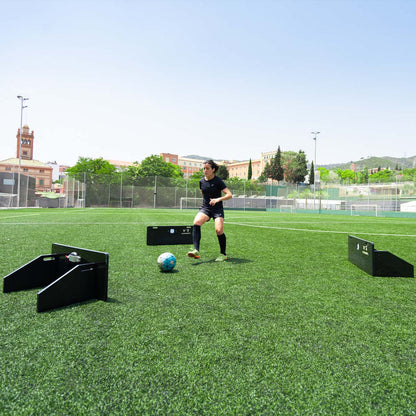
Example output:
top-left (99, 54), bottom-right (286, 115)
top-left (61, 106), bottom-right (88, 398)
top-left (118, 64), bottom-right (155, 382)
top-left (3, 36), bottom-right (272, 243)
top-left (271, 146), bottom-right (284, 183)
top-left (309, 161), bottom-right (315, 185)
top-left (217, 165), bottom-right (229, 180)
top-left (293, 150), bottom-right (308, 183)
top-left (247, 158), bottom-right (252, 180)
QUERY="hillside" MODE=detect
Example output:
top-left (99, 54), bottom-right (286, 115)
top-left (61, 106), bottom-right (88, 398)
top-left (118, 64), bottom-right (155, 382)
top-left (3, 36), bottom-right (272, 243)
top-left (322, 155), bottom-right (416, 171)
top-left (184, 154), bottom-right (416, 171)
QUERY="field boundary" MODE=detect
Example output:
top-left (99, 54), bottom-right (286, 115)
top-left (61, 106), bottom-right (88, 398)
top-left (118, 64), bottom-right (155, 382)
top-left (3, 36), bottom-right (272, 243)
top-left (226, 221), bottom-right (416, 238)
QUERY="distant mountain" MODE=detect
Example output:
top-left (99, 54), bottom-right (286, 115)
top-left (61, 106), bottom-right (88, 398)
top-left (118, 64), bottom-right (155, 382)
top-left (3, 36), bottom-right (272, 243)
top-left (322, 155), bottom-right (416, 171)
top-left (182, 155), bottom-right (213, 160)
top-left (183, 154), bottom-right (416, 171)
top-left (182, 155), bottom-right (239, 162)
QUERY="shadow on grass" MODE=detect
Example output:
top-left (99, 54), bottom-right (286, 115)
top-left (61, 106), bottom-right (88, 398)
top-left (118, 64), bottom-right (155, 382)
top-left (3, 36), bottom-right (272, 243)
top-left (40, 297), bottom-right (116, 313)
top-left (228, 257), bottom-right (253, 264)
top-left (159, 269), bottom-right (180, 274)
top-left (191, 257), bottom-right (253, 266)
top-left (107, 297), bottom-right (122, 304)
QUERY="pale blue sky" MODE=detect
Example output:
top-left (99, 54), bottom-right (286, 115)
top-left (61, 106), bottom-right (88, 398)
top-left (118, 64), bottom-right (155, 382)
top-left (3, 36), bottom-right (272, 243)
top-left (1, 0), bottom-right (415, 166)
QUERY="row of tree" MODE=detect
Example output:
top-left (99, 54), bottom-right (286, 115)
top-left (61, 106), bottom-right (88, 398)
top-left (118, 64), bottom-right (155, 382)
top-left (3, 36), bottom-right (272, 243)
top-left (319, 166), bottom-right (416, 184)
top-left (65, 155), bottom-right (265, 193)
top-left (66, 148), bottom-right (311, 187)
top-left (259, 146), bottom-right (309, 184)
top-left (65, 152), bottom-right (416, 188)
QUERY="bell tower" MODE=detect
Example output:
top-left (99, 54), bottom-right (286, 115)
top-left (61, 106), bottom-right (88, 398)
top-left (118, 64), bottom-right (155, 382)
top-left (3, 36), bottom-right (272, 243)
top-left (16, 125), bottom-right (34, 160)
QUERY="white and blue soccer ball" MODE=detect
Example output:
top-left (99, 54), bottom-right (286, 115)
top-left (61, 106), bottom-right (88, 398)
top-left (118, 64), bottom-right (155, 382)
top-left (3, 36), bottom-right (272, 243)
top-left (157, 252), bottom-right (176, 272)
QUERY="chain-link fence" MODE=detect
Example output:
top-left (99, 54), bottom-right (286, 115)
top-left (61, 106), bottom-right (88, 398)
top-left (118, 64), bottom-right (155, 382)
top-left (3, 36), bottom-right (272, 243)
top-left (57, 175), bottom-right (416, 216)
top-left (0, 172), bottom-right (36, 208)
top-left (4, 173), bottom-right (416, 216)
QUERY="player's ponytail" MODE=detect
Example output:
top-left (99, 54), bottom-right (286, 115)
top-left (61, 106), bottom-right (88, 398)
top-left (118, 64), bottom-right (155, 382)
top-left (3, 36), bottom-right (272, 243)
top-left (204, 159), bottom-right (219, 173)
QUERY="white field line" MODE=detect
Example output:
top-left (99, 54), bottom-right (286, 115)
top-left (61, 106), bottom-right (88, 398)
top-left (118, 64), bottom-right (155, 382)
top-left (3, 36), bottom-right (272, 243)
top-left (0, 213), bottom-right (40, 220)
top-left (226, 216), bottom-right (416, 226)
top-left (0, 222), bottom-right (144, 225)
top-left (0, 220), bottom-right (191, 225)
top-left (226, 221), bottom-right (416, 238)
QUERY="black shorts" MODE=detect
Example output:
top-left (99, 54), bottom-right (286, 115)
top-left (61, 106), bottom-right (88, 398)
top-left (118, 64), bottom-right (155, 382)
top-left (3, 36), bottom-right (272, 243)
top-left (199, 204), bottom-right (224, 220)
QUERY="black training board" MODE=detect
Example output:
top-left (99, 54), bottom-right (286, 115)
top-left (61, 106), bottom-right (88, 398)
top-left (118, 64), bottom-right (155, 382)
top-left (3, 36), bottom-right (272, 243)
top-left (147, 225), bottom-right (193, 245)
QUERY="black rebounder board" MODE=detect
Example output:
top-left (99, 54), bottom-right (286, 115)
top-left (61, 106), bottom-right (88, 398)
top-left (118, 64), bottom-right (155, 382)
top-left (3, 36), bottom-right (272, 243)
top-left (147, 225), bottom-right (193, 245)
top-left (3, 243), bottom-right (109, 312)
top-left (348, 235), bottom-right (414, 277)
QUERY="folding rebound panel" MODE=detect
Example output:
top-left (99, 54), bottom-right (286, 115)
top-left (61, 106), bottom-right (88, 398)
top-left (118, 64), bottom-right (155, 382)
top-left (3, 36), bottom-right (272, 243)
top-left (147, 225), bottom-right (193, 245)
top-left (348, 235), bottom-right (414, 277)
top-left (3, 243), bottom-right (109, 312)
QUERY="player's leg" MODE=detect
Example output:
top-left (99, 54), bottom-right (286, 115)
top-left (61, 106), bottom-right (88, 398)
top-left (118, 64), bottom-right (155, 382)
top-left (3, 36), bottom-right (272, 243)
top-left (188, 211), bottom-right (210, 258)
top-left (214, 217), bottom-right (227, 261)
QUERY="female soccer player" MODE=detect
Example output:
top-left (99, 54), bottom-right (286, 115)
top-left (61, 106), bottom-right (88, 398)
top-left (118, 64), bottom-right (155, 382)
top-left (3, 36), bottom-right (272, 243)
top-left (187, 159), bottom-right (233, 262)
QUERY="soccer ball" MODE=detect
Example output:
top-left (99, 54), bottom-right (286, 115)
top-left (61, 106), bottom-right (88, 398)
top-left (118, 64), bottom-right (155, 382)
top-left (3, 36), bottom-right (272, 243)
top-left (157, 252), bottom-right (176, 272)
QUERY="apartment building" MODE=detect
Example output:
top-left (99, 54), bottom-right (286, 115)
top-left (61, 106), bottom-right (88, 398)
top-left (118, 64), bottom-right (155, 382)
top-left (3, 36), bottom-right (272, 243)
top-left (160, 152), bottom-right (273, 180)
top-left (160, 153), bottom-right (205, 179)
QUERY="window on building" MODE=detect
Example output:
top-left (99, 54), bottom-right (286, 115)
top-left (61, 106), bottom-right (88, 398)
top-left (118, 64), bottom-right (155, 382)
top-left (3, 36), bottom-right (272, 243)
top-left (23, 168), bottom-right (28, 172)
top-left (5, 167), bottom-right (11, 171)
top-left (39, 169), bottom-right (44, 173)
top-left (39, 179), bottom-right (44, 186)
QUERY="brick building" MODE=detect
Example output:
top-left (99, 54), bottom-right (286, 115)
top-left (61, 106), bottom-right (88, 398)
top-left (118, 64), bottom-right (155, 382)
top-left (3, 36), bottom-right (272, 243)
top-left (0, 125), bottom-right (53, 192)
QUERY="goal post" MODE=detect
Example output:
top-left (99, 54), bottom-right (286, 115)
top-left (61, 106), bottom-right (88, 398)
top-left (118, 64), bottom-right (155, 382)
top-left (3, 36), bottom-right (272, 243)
top-left (350, 204), bottom-right (378, 217)
top-left (180, 197), bottom-right (202, 210)
top-left (0, 193), bottom-right (16, 208)
top-left (279, 205), bottom-right (294, 213)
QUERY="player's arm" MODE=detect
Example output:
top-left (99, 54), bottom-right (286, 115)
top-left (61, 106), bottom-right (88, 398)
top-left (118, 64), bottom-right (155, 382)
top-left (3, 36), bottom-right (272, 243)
top-left (209, 187), bottom-right (233, 205)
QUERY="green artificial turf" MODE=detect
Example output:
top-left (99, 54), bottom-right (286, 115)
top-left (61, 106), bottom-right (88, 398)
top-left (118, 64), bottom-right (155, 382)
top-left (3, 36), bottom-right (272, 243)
top-left (1, 208), bottom-right (416, 415)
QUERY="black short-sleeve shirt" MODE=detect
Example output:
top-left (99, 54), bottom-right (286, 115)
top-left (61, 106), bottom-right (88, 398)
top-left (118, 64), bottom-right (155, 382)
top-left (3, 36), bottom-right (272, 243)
top-left (199, 176), bottom-right (227, 208)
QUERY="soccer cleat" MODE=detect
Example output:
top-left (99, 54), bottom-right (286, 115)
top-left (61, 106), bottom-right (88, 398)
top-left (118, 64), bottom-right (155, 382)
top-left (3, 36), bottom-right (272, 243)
top-left (187, 249), bottom-right (200, 259)
top-left (215, 254), bottom-right (228, 262)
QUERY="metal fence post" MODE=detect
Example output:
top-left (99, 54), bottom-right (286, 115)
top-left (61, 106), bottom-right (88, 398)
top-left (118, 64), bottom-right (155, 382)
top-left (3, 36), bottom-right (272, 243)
top-left (120, 173), bottom-right (123, 208)
top-left (84, 172), bottom-right (87, 207)
top-left (153, 175), bottom-right (157, 209)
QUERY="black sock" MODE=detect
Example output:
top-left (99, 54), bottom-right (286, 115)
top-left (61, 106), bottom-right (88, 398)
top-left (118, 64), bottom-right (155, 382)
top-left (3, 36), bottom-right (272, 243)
top-left (193, 225), bottom-right (201, 251)
top-left (217, 233), bottom-right (226, 255)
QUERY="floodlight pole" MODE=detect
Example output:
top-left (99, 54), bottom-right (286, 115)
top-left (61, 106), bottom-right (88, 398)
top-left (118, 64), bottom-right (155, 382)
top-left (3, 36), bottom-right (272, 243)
top-left (311, 131), bottom-right (320, 210)
top-left (311, 131), bottom-right (320, 176)
top-left (17, 96), bottom-right (29, 208)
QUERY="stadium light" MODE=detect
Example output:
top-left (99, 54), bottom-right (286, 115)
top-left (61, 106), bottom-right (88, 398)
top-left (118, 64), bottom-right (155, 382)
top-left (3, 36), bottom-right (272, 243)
top-left (17, 96), bottom-right (29, 208)
top-left (311, 131), bottom-right (320, 211)
top-left (311, 131), bottom-right (320, 174)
